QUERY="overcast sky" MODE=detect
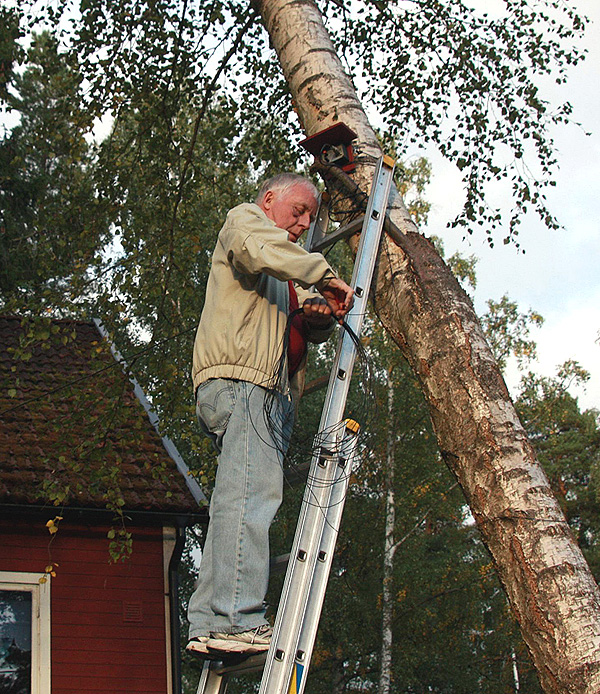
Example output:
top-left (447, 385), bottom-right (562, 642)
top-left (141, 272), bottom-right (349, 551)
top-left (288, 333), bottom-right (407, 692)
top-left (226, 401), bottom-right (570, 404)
top-left (420, 1), bottom-right (599, 412)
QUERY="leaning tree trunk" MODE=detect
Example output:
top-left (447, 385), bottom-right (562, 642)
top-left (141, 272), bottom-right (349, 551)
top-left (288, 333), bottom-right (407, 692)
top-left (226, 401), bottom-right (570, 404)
top-left (256, 1), bottom-right (600, 692)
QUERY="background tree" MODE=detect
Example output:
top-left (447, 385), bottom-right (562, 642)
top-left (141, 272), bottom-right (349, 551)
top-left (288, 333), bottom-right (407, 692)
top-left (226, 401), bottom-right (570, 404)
top-left (0, 31), bottom-right (108, 308)
top-left (516, 363), bottom-right (600, 579)
top-left (0, 7), bottom-right (22, 103)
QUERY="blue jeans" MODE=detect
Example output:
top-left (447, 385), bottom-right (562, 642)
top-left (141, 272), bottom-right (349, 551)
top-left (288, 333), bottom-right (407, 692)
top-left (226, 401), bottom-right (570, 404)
top-left (188, 378), bottom-right (294, 637)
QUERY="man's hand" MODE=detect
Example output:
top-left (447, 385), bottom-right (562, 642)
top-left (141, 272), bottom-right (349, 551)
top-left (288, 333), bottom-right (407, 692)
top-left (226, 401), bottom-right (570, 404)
top-left (302, 297), bottom-right (335, 328)
top-left (319, 278), bottom-right (354, 321)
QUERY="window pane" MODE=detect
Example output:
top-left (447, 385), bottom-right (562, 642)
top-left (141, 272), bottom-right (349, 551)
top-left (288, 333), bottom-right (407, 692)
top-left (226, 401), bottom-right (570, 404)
top-left (0, 589), bottom-right (32, 694)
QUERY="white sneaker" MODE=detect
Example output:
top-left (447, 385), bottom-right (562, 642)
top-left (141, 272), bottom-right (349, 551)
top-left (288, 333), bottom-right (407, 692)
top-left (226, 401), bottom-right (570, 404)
top-left (185, 636), bottom-right (210, 657)
top-left (207, 625), bottom-right (272, 654)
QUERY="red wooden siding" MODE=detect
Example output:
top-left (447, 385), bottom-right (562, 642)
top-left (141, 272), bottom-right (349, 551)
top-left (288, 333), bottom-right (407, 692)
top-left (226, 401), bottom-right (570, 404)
top-left (0, 519), bottom-right (170, 694)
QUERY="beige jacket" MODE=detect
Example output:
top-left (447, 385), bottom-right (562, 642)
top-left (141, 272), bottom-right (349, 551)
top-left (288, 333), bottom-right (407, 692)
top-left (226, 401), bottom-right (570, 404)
top-left (192, 203), bottom-right (337, 398)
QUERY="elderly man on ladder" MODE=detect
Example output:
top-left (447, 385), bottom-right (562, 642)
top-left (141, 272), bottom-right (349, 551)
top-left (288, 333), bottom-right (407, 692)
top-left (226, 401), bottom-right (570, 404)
top-left (187, 173), bottom-right (354, 658)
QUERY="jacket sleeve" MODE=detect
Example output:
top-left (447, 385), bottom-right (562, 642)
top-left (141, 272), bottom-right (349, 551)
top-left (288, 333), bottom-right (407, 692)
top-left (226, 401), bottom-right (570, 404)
top-left (221, 204), bottom-right (337, 290)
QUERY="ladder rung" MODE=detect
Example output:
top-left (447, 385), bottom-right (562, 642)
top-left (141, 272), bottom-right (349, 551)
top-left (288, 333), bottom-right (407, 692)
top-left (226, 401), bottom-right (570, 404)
top-left (309, 217), bottom-right (363, 253)
top-left (270, 553), bottom-right (290, 575)
top-left (309, 214), bottom-right (403, 254)
top-left (283, 461), bottom-right (310, 486)
top-left (208, 652), bottom-right (267, 676)
top-left (303, 374), bottom-right (329, 396)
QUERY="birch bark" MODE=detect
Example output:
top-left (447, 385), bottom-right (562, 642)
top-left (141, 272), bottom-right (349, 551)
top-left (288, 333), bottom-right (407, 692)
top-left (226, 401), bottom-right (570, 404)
top-left (379, 368), bottom-right (395, 694)
top-left (256, 1), bottom-right (600, 692)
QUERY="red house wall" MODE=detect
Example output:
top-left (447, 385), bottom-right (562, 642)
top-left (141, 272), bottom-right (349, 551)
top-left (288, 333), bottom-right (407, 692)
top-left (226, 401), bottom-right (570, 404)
top-left (0, 518), bottom-right (170, 694)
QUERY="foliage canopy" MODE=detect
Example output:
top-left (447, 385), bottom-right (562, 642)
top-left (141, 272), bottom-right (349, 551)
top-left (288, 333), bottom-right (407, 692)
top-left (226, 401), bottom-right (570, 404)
top-left (12, 0), bottom-right (589, 248)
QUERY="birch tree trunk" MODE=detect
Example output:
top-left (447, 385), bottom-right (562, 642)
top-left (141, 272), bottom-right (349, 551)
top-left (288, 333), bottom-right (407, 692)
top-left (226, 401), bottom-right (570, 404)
top-left (379, 368), bottom-right (395, 694)
top-left (256, 1), bottom-right (600, 692)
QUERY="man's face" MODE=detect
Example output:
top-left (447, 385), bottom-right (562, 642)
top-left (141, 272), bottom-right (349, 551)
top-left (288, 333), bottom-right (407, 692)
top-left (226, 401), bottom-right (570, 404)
top-left (260, 184), bottom-right (318, 242)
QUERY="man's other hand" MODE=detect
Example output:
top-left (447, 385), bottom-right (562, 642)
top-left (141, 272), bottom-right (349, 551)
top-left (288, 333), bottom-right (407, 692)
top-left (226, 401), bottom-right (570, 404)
top-left (319, 278), bottom-right (354, 321)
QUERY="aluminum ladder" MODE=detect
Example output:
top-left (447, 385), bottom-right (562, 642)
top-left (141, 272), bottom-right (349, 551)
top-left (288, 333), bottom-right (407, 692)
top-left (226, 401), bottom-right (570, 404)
top-left (196, 155), bottom-right (396, 694)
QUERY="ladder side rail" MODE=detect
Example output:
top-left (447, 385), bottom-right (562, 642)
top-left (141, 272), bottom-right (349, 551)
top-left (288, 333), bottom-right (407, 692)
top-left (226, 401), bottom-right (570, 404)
top-left (308, 155), bottom-right (396, 438)
top-left (197, 661), bottom-right (229, 694)
top-left (259, 436), bottom-right (338, 690)
top-left (309, 155), bottom-right (396, 439)
top-left (292, 428), bottom-right (360, 694)
top-left (258, 228), bottom-right (373, 693)
top-left (258, 336), bottom-right (364, 694)
top-left (262, 155), bottom-right (394, 661)
top-left (258, 435), bottom-right (340, 694)
top-left (259, 157), bottom-right (395, 694)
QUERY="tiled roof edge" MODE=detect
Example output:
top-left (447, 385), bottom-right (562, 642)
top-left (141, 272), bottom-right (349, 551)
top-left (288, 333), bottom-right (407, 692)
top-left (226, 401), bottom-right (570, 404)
top-left (92, 319), bottom-right (207, 507)
top-left (0, 502), bottom-right (206, 525)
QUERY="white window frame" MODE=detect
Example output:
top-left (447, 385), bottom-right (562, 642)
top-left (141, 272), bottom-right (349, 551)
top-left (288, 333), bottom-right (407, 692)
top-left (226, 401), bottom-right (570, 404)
top-left (0, 571), bottom-right (51, 694)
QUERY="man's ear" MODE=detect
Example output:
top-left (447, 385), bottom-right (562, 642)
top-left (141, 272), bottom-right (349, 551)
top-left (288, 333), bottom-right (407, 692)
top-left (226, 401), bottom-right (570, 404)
top-left (261, 190), bottom-right (275, 211)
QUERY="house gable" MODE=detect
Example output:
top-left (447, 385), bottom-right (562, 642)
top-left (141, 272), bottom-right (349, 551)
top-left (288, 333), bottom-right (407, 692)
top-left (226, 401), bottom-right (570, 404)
top-left (0, 315), bottom-right (208, 694)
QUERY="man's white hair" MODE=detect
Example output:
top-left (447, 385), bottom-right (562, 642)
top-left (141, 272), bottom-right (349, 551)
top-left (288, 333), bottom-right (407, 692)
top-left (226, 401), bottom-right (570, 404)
top-left (255, 173), bottom-right (318, 205)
